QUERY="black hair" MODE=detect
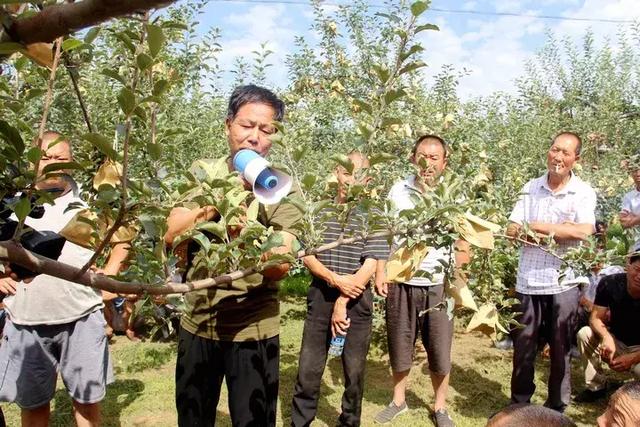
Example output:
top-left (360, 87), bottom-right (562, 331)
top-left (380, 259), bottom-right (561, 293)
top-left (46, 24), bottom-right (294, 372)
top-left (226, 84), bottom-right (285, 122)
top-left (411, 134), bottom-right (447, 157)
top-left (487, 404), bottom-right (576, 427)
top-left (551, 131), bottom-right (583, 156)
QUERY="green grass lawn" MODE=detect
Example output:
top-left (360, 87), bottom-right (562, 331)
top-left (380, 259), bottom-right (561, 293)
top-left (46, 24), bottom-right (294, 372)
top-left (2, 296), bottom-right (609, 426)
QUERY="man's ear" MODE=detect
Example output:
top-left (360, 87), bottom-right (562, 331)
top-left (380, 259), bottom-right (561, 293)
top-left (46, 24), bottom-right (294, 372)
top-left (224, 118), bottom-right (231, 137)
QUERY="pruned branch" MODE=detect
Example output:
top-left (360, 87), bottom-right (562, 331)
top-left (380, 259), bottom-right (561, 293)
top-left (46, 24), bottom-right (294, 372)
top-left (0, 231), bottom-right (389, 295)
top-left (4, 0), bottom-right (176, 45)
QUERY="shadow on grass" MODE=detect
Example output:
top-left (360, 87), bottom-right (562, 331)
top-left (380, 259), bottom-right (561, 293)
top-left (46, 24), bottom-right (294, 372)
top-left (50, 379), bottom-right (144, 427)
top-left (449, 361), bottom-right (509, 421)
top-left (114, 343), bottom-right (177, 374)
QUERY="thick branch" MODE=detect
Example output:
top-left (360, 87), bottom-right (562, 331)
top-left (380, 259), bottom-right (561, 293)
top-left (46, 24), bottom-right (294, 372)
top-left (1, 231), bottom-right (389, 295)
top-left (7, 0), bottom-right (175, 45)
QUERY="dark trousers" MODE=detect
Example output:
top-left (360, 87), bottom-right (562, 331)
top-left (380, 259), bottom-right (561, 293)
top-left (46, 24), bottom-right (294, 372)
top-left (510, 288), bottom-right (579, 411)
top-left (175, 327), bottom-right (279, 427)
top-left (291, 280), bottom-right (373, 427)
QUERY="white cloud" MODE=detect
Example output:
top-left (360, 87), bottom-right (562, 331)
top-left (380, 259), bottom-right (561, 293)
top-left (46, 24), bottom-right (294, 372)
top-left (216, 4), bottom-right (300, 89)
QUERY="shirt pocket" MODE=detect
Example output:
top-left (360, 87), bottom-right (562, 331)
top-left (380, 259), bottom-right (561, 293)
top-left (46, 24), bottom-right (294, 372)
top-left (551, 197), bottom-right (577, 222)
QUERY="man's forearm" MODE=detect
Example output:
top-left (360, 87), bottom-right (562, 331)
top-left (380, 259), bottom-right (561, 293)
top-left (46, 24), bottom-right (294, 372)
top-left (529, 221), bottom-right (593, 241)
top-left (303, 255), bottom-right (335, 285)
top-left (351, 258), bottom-right (377, 289)
top-left (589, 309), bottom-right (612, 341)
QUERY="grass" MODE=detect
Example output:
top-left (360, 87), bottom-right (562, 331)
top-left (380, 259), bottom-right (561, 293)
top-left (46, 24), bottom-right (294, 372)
top-left (2, 295), bottom-right (610, 426)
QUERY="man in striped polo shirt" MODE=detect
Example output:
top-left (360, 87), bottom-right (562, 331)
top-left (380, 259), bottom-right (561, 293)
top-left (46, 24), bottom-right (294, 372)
top-left (374, 135), bottom-right (470, 427)
top-left (291, 152), bottom-right (389, 427)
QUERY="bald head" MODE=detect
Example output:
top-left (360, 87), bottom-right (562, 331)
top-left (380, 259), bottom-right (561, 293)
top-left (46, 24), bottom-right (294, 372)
top-left (487, 404), bottom-right (576, 427)
top-left (598, 381), bottom-right (640, 427)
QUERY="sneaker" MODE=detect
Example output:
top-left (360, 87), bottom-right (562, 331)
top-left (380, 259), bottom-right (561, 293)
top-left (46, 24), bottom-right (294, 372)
top-left (374, 401), bottom-right (408, 424)
top-left (575, 388), bottom-right (607, 403)
top-left (433, 409), bottom-right (455, 427)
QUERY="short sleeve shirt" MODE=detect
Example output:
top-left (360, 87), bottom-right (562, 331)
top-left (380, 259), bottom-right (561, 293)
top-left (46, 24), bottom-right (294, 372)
top-left (621, 189), bottom-right (640, 243)
top-left (509, 172), bottom-right (596, 295)
top-left (388, 176), bottom-right (451, 287)
top-left (594, 273), bottom-right (640, 346)
top-left (315, 208), bottom-right (389, 275)
top-left (4, 187), bottom-right (103, 325)
top-left (180, 159), bottom-right (303, 342)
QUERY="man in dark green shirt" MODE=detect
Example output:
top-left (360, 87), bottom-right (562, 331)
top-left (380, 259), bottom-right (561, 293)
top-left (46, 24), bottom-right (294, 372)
top-left (166, 85), bottom-right (301, 426)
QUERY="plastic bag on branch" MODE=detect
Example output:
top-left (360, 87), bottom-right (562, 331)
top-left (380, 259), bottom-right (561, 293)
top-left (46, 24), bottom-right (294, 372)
top-left (465, 303), bottom-right (508, 340)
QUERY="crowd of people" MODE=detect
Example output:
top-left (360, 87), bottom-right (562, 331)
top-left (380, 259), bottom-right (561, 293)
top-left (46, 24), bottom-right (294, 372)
top-left (0, 84), bottom-right (639, 426)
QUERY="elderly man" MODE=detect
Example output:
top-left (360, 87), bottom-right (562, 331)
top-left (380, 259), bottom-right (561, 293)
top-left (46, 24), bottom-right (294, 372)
top-left (374, 135), bottom-right (470, 427)
top-left (486, 404), bottom-right (577, 427)
top-left (167, 85), bottom-right (301, 427)
top-left (576, 243), bottom-right (640, 401)
top-left (507, 132), bottom-right (596, 412)
top-left (0, 131), bottom-right (120, 427)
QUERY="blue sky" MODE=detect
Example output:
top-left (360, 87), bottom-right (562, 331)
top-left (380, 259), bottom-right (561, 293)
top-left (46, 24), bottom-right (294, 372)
top-left (191, 0), bottom-right (639, 99)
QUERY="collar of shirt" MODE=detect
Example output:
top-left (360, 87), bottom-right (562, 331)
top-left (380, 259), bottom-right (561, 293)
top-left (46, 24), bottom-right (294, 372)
top-left (538, 171), bottom-right (580, 196)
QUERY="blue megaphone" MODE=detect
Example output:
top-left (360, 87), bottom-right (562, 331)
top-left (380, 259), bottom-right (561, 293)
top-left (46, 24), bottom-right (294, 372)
top-left (233, 149), bottom-right (292, 205)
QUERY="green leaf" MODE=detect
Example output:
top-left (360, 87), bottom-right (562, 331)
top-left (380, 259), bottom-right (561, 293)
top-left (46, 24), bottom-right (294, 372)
top-left (381, 117), bottom-right (402, 128)
top-left (398, 61), bottom-right (427, 76)
top-left (82, 133), bottom-right (118, 160)
top-left (371, 65), bottom-right (390, 84)
top-left (42, 161), bottom-right (84, 174)
top-left (113, 32), bottom-right (135, 53)
top-left (384, 89), bottom-right (406, 105)
top-left (14, 197), bottom-right (30, 222)
top-left (369, 153), bottom-right (397, 167)
top-left (292, 145), bottom-right (308, 162)
top-left (133, 105), bottom-right (147, 121)
top-left (246, 199), bottom-right (259, 222)
top-left (410, 1), bottom-right (429, 17)
top-left (152, 79), bottom-right (169, 96)
top-left (261, 232), bottom-right (284, 252)
top-left (0, 120), bottom-right (24, 154)
top-left (195, 222), bottom-right (226, 241)
top-left (117, 87), bottom-right (136, 115)
top-left (0, 42), bottom-right (24, 55)
top-left (101, 68), bottom-right (126, 85)
top-left (330, 154), bottom-right (354, 174)
top-left (352, 99), bottom-right (373, 114)
top-left (26, 147), bottom-right (42, 164)
top-left (84, 27), bottom-right (101, 44)
top-left (147, 24), bottom-right (165, 58)
top-left (24, 88), bottom-right (45, 101)
top-left (400, 44), bottom-right (425, 63)
top-left (147, 142), bottom-right (162, 161)
top-left (61, 38), bottom-right (84, 52)
top-left (136, 53), bottom-right (153, 70)
top-left (415, 23), bottom-right (439, 33)
top-left (301, 173), bottom-right (317, 190)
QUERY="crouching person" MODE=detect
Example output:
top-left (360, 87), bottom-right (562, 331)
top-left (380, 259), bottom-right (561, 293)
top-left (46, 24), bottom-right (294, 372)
top-left (576, 242), bottom-right (640, 402)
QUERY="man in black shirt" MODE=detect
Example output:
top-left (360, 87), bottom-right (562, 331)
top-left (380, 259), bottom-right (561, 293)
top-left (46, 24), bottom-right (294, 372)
top-left (576, 242), bottom-right (640, 401)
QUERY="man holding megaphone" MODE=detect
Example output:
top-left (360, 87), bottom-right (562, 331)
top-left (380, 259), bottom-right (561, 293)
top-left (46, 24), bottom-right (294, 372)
top-left (167, 85), bottom-right (301, 427)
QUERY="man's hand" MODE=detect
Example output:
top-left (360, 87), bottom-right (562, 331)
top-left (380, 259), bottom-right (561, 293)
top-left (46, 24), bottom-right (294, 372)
top-left (375, 280), bottom-right (389, 297)
top-left (600, 335), bottom-right (617, 362)
top-left (164, 206), bottom-right (218, 246)
top-left (579, 296), bottom-right (594, 312)
top-left (619, 211), bottom-right (640, 229)
top-left (0, 277), bottom-right (17, 295)
top-left (331, 273), bottom-right (362, 299)
top-left (331, 298), bottom-right (350, 338)
top-left (609, 353), bottom-right (638, 372)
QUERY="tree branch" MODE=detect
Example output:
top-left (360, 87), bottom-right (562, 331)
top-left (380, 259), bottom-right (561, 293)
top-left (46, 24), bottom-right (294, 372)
top-left (6, 0), bottom-right (175, 45)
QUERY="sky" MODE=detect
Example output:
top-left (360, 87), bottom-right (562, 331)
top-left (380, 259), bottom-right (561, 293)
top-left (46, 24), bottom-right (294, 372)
top-left (193, 0), bottom-right (640, 100)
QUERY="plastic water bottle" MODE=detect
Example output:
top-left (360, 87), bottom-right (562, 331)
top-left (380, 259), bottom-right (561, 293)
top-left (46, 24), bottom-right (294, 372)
top-left (328, 334), bottom-right (346, 357)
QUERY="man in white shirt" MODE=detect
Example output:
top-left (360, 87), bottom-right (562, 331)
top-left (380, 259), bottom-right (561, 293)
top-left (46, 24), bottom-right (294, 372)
top-left (507, 132), bottom-right (596, 412)
top-left (0, 132), bottom-right (118, 427)
top-left (374, 135), bottom-right (470, 427)
top-left (619, 158), bottom-right (640, 243)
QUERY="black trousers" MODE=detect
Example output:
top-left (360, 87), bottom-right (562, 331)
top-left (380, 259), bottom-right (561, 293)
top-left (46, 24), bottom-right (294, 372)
top-left (175, 327), bottom-right (279, 427)
top-left (291, 280), bottom-right (373, 427)
top-left (510, 288), bottom-right (579, 411)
